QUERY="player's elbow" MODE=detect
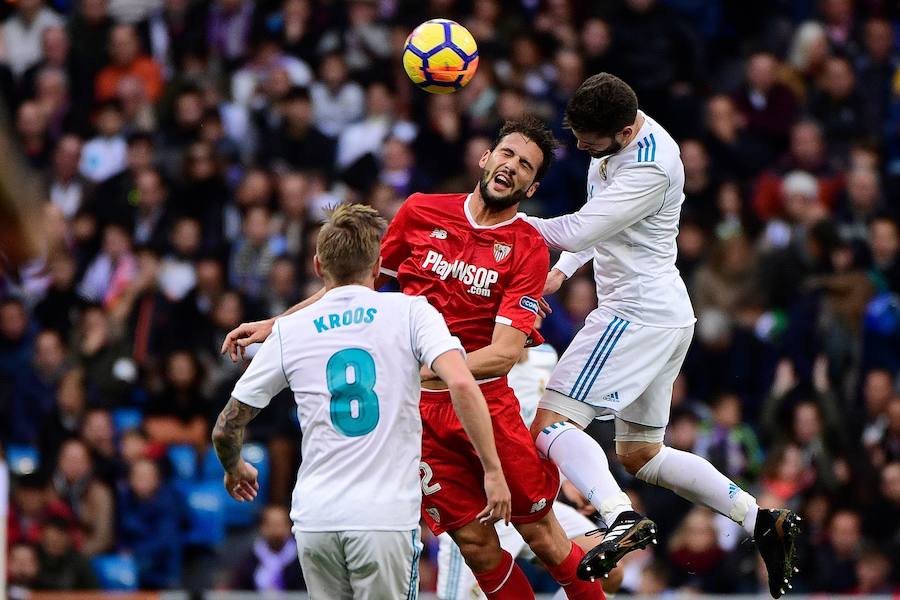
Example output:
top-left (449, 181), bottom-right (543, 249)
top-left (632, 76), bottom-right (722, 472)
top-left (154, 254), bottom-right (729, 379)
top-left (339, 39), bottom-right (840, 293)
top-left (446, 375), bottom-right (478, 397)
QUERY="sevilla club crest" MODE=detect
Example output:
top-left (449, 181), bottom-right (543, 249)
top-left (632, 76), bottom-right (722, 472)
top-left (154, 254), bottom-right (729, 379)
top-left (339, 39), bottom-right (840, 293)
top-left (493, 242), bottom-right (512, 262)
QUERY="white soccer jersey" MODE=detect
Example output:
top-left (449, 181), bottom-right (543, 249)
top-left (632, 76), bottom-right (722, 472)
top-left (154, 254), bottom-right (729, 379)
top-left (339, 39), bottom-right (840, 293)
top-left (507, 344), bottom-right (559, 427)
top-left (526, 111), bottom-right (695, 328)
top-left (231, 284), bottom-right (462, 532)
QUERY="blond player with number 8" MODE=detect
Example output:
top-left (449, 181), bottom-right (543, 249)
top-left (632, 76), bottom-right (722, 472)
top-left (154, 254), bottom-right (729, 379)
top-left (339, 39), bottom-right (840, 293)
top-left (211, 204), bottom-right (510, 600)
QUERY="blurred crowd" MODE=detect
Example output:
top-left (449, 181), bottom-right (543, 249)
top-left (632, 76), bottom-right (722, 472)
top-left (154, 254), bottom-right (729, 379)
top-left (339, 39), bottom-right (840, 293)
top-left (1, 0), bottom-right (900, 595)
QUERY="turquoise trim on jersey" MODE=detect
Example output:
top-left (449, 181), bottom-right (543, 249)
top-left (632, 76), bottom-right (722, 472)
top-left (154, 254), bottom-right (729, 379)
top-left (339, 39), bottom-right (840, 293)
top-left (636, 134), bottom-right (657, 163)
top-left (570, 317), bottom-right (622, 400)
top-left (407, 529), bottom-right (421, 600)
top-left (445, 541), bottom-right (463, 600)
top-left (579, 320), bottom-right (630, 401)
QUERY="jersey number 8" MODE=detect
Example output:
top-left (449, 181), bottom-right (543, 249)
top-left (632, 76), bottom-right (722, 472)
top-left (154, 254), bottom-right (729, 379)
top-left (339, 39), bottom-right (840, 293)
top-left (326, 348), bottom-right (379, 437)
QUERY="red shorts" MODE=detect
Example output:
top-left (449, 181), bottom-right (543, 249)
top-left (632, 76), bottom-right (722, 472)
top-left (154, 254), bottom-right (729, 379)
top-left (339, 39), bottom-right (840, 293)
top-left (419, 377), bottom-right (560, 535)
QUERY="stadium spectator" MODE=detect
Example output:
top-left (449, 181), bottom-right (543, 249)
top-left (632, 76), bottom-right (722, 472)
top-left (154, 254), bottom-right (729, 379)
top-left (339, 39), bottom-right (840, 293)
top-left (1, 0), bottom-right (64, 78)
top-left (231, 505), bottom-right (305, 591)
top-left (15, 99), bottom-right (52, 169)
top-left (310, 52), bottom-right (365, 137)
top-left (117, 458), bottom-right (181, 589)
top-left (666, 508), bottom-right (729, 592)
top-left (8, 473), bottom-right (79, 548)
top-left (78, 223), bottom-right (138, 309)
top-left (78, 100), bottom-right (127, 184)
top-left (808, 56), bottom-right (876, 164)
top-left (206, 0), bottom-right (255, 68)
top-left (39, 367), bottom-right (88, 463)
top-left (8, 542), bottom-right (41, 599)
top-left (52, 438), bottom-right (114, 555)
top-left (869, 216), bottom-right (900, 293)
top-left (95, 24), bottom-right (164, 104)
top-left (47, 133), bottom-right (86, 220)
top-left (10, 329), bottom-right (69, 446)
top-left (34, 516), bottom-right (97, 590)
top-left (231, 32), bottom-right (312, 109)
top-left (695, 393), bottom-right (763, 488)
top-left (812, 509), bottom-right (863, 592)
top-left (733, 52), bottom-right (799, 155)
top-left (144, 350), bottom-right (209, 448)
top-left (257, 86), bottom-right (335, 173)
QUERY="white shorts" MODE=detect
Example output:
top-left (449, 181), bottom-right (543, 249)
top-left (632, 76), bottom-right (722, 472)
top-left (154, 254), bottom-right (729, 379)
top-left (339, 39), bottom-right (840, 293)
top-left (543, 309), bottom-right (694, 428)
top-left (296, 529), bottom-right (421, 600)
top-left (436, 502), bottom-right (595, 600)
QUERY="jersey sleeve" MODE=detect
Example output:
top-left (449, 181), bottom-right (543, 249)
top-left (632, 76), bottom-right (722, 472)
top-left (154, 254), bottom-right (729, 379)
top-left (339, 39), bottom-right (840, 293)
top-left (526, 163), bottom-right (669, 252)
top-left (554, 249), bottom-right (593, 278)
top-left (380, 195), bottom-right (417, 278)
top-left (408, 296), bottom-right (464, 368)
top-left (496, 239), bottom-right (549, 334)
top-left (230, 320), bottom-right (289, 408)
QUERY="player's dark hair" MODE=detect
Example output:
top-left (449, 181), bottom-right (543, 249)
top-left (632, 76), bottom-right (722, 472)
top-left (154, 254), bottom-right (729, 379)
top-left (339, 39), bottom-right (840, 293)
top-left (564, 73), bottom-right (638, 137)
top-left (492, 114), bottom-right (559, 181)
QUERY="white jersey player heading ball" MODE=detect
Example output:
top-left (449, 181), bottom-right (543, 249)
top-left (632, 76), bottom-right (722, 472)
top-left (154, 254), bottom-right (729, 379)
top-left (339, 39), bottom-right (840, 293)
top-left (211, 204), bottom-right (511, 600)
top-left (524, 73), bottom-right (800, 598)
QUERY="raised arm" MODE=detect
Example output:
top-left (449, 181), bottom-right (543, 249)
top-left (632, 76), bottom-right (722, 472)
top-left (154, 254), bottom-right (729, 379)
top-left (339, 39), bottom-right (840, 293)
top-left (526, 164), bottom-right (668, 252)
top-left (221, 286), bottom-right (326, 361)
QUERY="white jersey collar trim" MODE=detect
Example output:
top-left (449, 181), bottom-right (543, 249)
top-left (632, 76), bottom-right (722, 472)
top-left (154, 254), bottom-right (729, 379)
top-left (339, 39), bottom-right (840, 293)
top-left (321, 284), bottom-right (375, 299)
top-left (464, 193), bottom-right (523, 230)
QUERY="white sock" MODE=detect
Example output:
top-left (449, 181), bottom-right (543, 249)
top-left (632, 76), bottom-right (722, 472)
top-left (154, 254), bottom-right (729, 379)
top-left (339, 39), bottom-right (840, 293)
top-left (534, 421), bottom-right (632, 524)
top-left (635, 446), bottom-right (759, 534)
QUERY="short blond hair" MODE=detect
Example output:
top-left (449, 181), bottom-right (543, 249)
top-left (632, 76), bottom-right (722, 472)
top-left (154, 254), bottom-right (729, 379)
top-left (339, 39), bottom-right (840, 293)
top-left (316, 203), bottom-right (387, 283)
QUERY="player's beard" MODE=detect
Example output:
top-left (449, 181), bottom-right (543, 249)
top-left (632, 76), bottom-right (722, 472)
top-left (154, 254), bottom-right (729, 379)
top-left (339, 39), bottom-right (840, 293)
top-left (478, 171), bottom-right (528, 211)
top-left (589, 140), bottom-right (622, 159)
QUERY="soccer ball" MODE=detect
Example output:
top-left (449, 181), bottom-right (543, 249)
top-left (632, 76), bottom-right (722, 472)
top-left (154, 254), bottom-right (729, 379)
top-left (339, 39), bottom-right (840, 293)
top-left (402, 19), bottom-right (479, 94)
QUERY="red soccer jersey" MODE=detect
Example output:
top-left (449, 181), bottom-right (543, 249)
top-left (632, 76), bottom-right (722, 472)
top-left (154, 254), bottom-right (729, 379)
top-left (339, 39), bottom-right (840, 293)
top-left (380, 193), bottom-right (549, 353)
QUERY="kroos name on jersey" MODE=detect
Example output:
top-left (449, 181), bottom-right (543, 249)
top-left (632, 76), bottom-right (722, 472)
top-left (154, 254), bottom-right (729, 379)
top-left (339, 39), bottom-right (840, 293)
top-left (422, 250), bottom-right (499, 297)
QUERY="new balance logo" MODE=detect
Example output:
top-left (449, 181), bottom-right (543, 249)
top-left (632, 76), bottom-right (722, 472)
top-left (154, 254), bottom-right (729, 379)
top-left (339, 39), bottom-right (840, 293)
top-left (430, 229), bottom-right (448, 239)
top-left (530, 498), bottom-right (547, 513)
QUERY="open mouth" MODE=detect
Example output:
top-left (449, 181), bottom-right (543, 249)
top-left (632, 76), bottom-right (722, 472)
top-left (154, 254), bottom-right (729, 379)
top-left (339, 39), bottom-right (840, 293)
top-left (493, 172), bottom-right (512, 190)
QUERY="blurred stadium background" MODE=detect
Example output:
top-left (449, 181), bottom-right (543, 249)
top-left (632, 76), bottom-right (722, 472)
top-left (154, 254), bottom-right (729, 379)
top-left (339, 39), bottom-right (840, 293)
top-left (1, 0), bottom-right (900, 597)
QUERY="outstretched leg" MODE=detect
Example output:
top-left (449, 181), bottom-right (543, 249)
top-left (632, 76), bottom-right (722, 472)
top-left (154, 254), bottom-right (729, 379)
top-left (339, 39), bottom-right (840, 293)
top-left (616, 418), bottom-right (800, 598)
top-left (531, 403), bottom-right (658, 581)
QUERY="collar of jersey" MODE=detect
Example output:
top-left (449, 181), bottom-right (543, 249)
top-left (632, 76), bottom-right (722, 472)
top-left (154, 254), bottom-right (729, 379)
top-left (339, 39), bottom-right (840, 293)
top-left (321, 284), bottom-right (375, 299)
top-left (464, 194), bottom-right (524, 230)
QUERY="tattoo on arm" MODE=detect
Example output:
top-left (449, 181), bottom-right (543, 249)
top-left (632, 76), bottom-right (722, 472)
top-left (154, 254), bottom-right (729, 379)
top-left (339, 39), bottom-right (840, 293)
top-left (212, 397), bottom-right (261, 472)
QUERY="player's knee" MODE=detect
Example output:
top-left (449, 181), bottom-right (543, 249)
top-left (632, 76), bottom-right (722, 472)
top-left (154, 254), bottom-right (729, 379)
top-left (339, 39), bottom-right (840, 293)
top-left (455, 539), bottom-right (502, 573)
top-left (450, 525), bottom-right (502, 573)
top-left (616, 442), bottom-right (661, 475)
top-left (517, 516), bottom-right (570, 564)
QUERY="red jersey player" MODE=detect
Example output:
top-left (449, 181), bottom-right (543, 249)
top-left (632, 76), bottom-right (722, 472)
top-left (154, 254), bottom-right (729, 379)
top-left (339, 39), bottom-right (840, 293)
top-left (222, 117), bottom-right (604, 600)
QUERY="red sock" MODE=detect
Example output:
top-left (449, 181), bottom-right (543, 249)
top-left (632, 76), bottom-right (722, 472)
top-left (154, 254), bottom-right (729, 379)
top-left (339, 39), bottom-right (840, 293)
top-left (473, 550), bottom-right (535, 600)
top-left (546, 543), bottom-right (606, 600)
